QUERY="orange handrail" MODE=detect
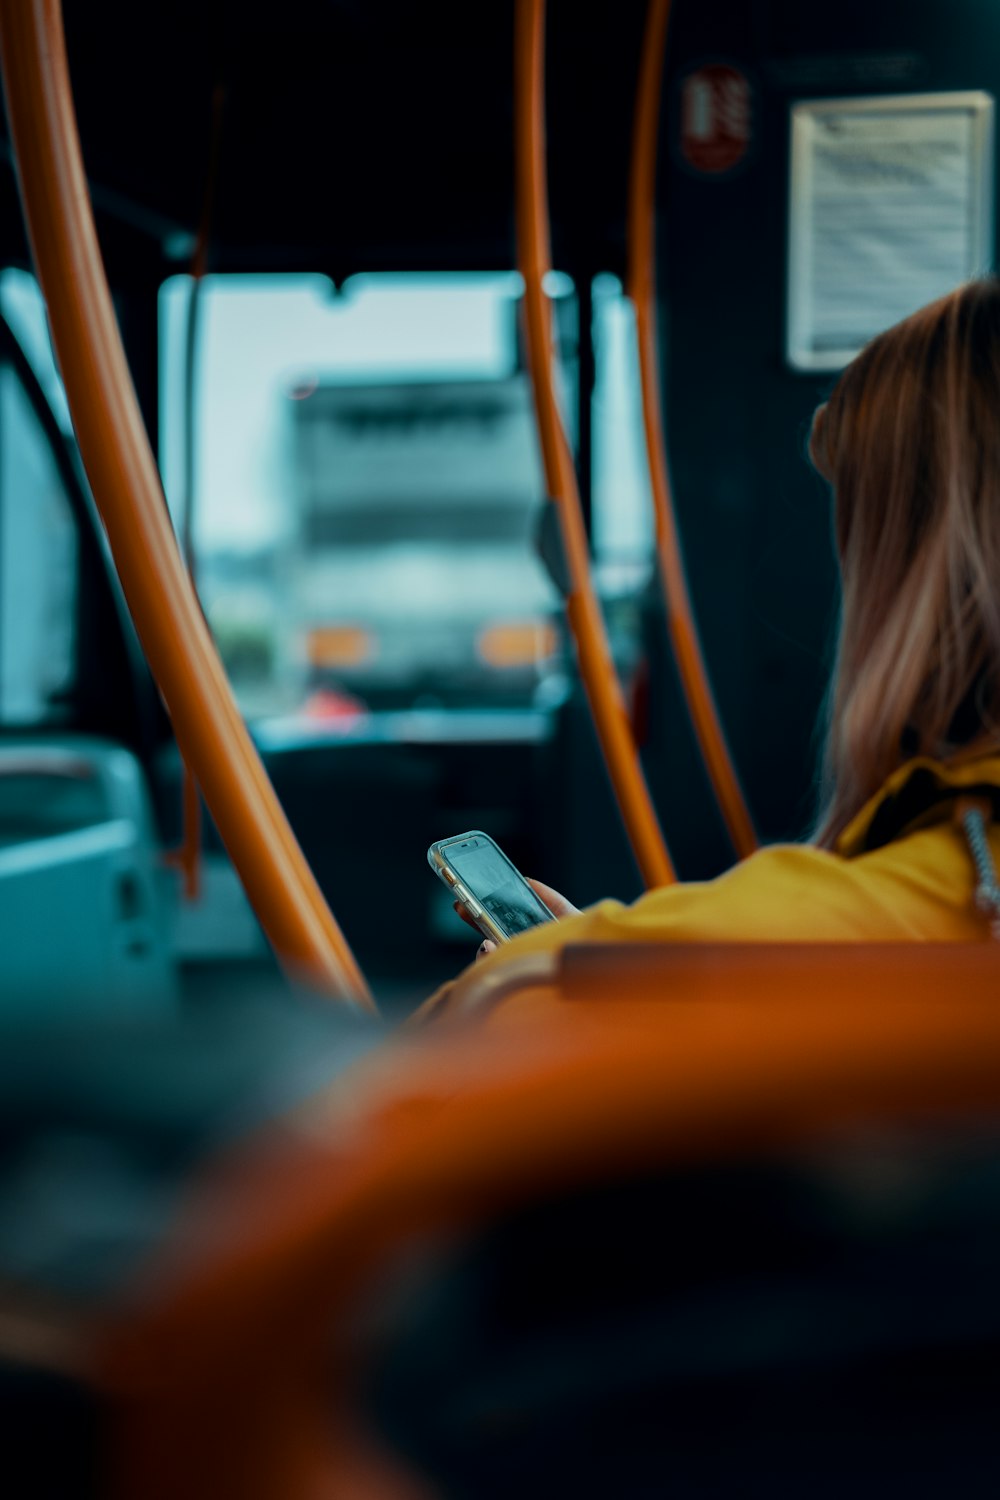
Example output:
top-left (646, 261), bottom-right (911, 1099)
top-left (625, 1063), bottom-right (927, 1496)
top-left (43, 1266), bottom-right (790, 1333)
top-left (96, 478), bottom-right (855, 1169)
top-left (0, 0), bottom-right (374, 1011)
top-left (163, 764), bottom-right (203, 903)
top-left (628, 0), bottom-right (758, 859)
top-left (515, 0), bottom-right (675, 889)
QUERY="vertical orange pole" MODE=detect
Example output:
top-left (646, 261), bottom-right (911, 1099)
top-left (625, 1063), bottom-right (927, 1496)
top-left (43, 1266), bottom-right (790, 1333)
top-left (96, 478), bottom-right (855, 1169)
top-left (0, 0), bottom-right (375, 1010)
top-left (170, 767), bottom-right (203, 903)
top-left (515, 0), bottom-right (675, 889)
top-left (628, 0), bottom-right (758, 859)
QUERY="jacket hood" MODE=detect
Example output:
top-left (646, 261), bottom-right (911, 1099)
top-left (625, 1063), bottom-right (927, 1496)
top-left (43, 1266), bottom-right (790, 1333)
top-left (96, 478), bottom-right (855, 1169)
top-left (836, 751), bottom-right (1000, 858)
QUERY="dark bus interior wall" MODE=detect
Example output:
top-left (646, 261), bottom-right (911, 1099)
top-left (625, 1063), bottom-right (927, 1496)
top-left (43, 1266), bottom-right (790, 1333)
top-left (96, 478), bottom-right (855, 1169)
top-left (648, 0), bottom-right (1000, 879)
top-left (2, 0), bottom-right (999, 988)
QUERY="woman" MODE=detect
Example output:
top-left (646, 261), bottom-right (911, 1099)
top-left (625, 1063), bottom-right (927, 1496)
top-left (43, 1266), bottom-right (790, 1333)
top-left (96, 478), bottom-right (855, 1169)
top-left (424, 279), bottom-right (1000, 1022)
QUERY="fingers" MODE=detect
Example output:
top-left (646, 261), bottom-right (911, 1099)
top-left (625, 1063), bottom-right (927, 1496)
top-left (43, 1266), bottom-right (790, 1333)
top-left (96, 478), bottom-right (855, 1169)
top-left (525, 878), bottom-right (580, 920)
top-left (454, 900), bottom-right (481, 933)
top-left (451, 902), bottom-right (496, 960)
top-left (455, 883), bottom-right (579, 934)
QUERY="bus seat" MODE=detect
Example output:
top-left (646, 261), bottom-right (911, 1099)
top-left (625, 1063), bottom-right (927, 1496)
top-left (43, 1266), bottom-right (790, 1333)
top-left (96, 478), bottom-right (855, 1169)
top-left (0, 737), bottom-right (176, 1016)
top-left (371, 1137), bottom-right (1000, 1499)
top-left (441, 939), bottom-right (1000, 1028)
top-left (95, 943), bottom-right (1000, 1499)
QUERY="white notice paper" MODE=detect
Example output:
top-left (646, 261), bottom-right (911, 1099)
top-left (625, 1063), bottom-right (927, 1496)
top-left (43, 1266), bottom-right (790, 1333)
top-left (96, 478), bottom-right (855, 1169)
top-left (787, 93), bottom-right (995, 370)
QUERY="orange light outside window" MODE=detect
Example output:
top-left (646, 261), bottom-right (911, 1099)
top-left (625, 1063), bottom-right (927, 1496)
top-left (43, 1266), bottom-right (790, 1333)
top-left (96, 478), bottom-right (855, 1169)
top-left (477, 619), bottom-right (558, 669)
top-left (306, 626), bottom-right (376, 669)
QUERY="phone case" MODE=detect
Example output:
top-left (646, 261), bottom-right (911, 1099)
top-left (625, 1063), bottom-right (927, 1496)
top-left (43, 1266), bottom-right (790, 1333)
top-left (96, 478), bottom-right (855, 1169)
top-left (428, 830), bottom-right (543, 945)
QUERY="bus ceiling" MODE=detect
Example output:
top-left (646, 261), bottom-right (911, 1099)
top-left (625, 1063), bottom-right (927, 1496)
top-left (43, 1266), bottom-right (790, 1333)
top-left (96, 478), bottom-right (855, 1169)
top-left (0, 0), bottom-right (653, 283)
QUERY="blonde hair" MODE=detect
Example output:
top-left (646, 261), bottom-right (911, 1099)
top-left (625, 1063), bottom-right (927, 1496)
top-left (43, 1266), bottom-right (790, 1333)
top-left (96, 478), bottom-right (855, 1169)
top-left (813, 279), bottom-right (1000, 848)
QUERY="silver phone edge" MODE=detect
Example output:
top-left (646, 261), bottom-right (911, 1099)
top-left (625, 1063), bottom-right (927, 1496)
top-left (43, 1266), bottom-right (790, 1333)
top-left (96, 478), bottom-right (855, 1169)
top-left (427, 837), bottom-right (511, 946)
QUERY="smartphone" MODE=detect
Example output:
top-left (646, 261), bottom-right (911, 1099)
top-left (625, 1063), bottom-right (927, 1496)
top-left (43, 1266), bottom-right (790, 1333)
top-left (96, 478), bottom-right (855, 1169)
top-left (428, 830), bottom-right (556, 944)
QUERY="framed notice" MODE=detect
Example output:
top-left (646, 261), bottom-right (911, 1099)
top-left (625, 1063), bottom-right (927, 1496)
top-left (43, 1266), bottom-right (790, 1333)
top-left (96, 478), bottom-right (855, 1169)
top-left (787, 92), bottom-right (995, 371)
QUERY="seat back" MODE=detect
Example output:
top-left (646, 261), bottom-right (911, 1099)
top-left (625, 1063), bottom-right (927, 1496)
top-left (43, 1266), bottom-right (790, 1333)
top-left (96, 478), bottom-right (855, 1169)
top-left (0, 738), bottom-right (175, 1016)
top-left (97, 942), bottom-right (1000, 1498)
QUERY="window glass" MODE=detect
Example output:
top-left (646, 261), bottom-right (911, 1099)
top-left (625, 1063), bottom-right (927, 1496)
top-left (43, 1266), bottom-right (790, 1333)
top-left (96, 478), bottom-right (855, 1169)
top-left (159, 273), bottom-right (575, 721)
top-left (0, 363), bottom-right (78, 724)
top-left (588, 274), bottom-right (656, 684)
top-left (0, 268), bottom-right (73, 435)
top-left (591, 273), bottom-right (655, 584)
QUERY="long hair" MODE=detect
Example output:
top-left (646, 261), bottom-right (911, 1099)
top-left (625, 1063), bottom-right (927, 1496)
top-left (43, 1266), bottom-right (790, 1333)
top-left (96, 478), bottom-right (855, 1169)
top-left (813, 278), bottom-right (1000, 849)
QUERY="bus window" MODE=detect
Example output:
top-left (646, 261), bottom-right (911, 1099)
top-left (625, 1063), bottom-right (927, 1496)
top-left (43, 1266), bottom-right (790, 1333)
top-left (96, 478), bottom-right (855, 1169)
top-left (159, 272), bottom-right (577, 723)
top-left (0, 268), bottom-right (73, 437)
top-left (0, 357), bottom-right (78, 727)
top-left (591, 273), bottom-right (655, 583)
top-left (590, 273), bottom-right (657, 685)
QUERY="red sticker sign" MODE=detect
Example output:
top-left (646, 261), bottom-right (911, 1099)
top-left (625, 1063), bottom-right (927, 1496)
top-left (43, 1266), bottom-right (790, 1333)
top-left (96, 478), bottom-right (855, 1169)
top-left (680, 65), bottom-right (751, 175)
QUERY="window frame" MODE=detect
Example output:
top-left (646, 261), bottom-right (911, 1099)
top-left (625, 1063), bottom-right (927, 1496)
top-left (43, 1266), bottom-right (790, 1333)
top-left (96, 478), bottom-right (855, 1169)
top-left (0, 304), bottom-right (161, 759)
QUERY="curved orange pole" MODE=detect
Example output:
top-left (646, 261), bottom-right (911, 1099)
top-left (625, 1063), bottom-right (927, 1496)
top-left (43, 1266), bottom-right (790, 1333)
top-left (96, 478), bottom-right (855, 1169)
top-left (0, 0), bottom-right (374, 1011)
top-left (628, 0), bottom-right (758, 859)
top-left (515, 0), bottom-right (675, 889)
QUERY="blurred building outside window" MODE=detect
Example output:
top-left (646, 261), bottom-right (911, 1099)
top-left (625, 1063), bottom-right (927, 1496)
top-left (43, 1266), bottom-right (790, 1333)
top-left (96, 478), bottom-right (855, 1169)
top-left (0, 268), bottom-right (657, 733)
top-left (160, 270), bottom-right (655, 726)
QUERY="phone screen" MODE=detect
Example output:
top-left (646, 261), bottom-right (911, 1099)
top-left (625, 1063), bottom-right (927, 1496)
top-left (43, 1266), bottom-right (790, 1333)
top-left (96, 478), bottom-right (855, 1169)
top-left (445, 836), bottom-right (554, 938)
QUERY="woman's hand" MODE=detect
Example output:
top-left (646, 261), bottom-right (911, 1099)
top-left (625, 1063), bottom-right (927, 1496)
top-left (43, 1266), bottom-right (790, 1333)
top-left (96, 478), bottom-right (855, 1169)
top-left (454, 878), bottom-right (579, 959)
top-left (522, 879), bottom-right (579, 920)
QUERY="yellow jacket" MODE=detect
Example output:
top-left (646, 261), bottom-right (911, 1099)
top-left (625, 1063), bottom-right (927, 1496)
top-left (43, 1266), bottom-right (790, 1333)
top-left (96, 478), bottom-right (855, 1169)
top-left (422, 752), bottom-right (1000, 1024)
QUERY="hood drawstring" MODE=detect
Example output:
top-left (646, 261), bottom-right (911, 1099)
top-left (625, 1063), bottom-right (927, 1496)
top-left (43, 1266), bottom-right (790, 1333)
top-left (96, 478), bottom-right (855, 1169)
top-left (957, 797), bottom-right (1000, 939)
